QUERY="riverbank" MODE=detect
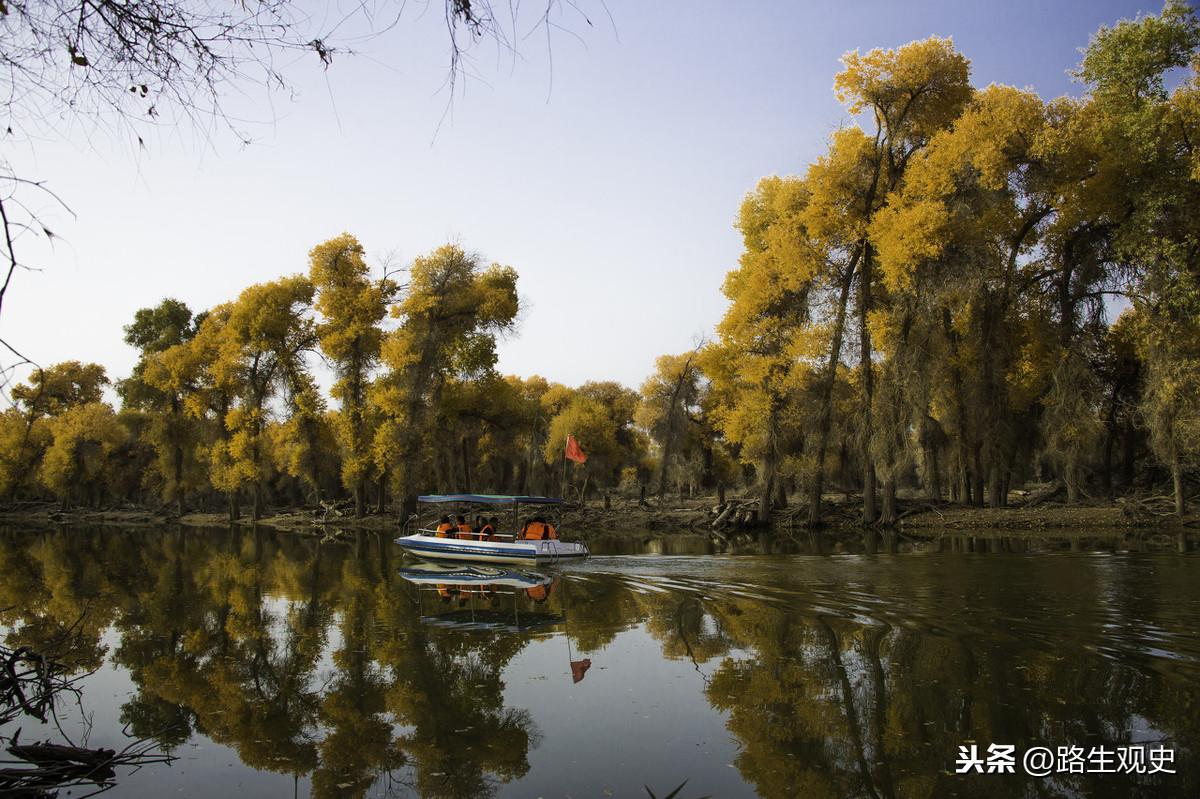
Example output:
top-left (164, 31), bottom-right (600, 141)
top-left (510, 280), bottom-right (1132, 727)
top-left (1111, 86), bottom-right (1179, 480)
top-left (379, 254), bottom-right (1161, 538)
top-left (0, 492), bottom-right (1194, 537)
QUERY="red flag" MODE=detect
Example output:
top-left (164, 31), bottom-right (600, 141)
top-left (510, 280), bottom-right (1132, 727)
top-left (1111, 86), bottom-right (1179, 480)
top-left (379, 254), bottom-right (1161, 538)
top-left (570, 658), bottom-right (592, 683)
top-left (565, 434), bottom-right (587, 464)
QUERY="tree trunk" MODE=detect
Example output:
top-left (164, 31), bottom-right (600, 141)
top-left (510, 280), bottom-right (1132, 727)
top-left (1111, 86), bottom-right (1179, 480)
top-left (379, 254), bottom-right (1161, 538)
top-left (172, 440), bottom-right (185, 515)
top-left (228, 491), bottom-right (240, 522)
top-left (859, 249), bottom-right (877, 525)
top-left (396, 483), bottom-right (417, 524)
top-left (1173, 456), bottom-right (1186, 517)
top-left (1065, 461), bottom-right (1079, 505)
top-left (252, 483), bottom-right (262, 521)
top-left (864, 464), bottom-right (878, 523)
top-left (989, 467), bottom-right (1004, 509)
top-left (1121, 417), bottom-right (1137, 487)
top-left (880, 478), bottom-right (897, 527)
top-left (759, 450), bottom-right (777, 524)
top-left (499, 458), bottom-right (513, 495)
top-left (808, 256), bottom-right (857, 528)
top-left (376, 468), bottom-right (388, 515)
top-left (460, 436), bottom-right (472, 493)
top-left (354, 478), bottom-right (366, 519)
top-left (1101, 402), bottom-right (1117, 498)
top-left (926, 439), bottom-right (942, 503)
top-left (972, 446), bottom-right (985, 508)
top-left (514, 459), bottom-right (528, 496)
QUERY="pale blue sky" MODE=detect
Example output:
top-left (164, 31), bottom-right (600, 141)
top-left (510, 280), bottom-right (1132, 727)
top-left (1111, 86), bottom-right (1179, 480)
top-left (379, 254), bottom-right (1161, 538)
top-left (2, 0), bottom-right (1165, 396)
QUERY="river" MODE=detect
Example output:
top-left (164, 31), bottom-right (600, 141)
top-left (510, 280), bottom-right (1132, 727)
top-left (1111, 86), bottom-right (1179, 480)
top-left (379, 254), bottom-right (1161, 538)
top-left (0, 526), bottom-right (1197, 797)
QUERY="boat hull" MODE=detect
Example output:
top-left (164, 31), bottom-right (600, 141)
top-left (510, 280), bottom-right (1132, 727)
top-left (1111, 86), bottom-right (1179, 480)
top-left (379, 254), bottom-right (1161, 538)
top-left (394, 534), bottom-right (589, 565)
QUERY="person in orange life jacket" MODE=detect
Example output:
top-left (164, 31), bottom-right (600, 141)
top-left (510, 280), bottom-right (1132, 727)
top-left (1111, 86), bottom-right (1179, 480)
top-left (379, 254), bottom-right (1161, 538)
top-left (434, 516), bottom-right (454, 537)
top-left (479, 516), bottom-right (497, 541)
top-left (455, 515), bottom-right (474, 540)
top-left (523, 516), bottom-right (558, 540)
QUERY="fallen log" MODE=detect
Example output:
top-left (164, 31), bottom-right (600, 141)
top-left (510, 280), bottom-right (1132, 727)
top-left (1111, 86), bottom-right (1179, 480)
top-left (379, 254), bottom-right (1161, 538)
top-left (1022, 482), bottom-right (1064, 508)
top-left (8, 743), bottom-right (116, 767)
top-left (711, 502), bottom-right (740, 530)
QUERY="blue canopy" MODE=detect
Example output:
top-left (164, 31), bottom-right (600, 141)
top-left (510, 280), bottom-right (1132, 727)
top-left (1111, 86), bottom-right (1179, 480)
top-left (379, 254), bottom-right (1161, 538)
top-left (417, 493), bottom-right (564, 505)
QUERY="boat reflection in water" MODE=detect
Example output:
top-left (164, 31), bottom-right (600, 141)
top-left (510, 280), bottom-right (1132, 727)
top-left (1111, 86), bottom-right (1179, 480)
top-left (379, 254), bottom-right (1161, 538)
top-left (398, 563), bottom-right (565, 632)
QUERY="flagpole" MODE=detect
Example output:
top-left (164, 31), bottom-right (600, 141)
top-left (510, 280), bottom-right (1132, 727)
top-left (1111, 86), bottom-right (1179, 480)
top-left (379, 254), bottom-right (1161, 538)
top-left (561, 433), bottom-right (570, 499)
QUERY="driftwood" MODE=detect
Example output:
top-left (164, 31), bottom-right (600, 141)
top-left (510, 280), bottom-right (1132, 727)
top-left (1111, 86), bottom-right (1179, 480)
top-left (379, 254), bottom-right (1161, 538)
top-left (1117, 494), bottom-right (1185, 520)
top-left (1021, 482), bottom-right (1064, 508)
top-left (711, 502), bottom-right (740, 530)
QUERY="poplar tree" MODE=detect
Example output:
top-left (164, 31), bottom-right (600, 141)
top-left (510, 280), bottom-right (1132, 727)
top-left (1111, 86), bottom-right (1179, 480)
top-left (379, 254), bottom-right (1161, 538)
top-left (310, 234), bottom-right (398, 516)
top-left (373, 245), bottom-right (519, 519)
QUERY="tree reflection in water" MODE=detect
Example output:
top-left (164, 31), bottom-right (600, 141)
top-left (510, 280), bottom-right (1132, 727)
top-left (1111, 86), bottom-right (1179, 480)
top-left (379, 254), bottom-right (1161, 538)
top-left (0, 527), bottom-right (1197, 798)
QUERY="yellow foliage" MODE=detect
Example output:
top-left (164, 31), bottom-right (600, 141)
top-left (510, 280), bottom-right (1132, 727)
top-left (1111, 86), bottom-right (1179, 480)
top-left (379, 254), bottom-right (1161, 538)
top-left (835, 37), bottom-right (973, 142)
top-left (38, 402), bottom-right (128, 501)
top-left (870, 199), bottom-right (948, 291)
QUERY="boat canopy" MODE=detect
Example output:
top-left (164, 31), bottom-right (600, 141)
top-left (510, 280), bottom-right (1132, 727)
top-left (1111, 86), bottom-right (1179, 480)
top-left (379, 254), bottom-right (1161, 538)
top-left (416, 493), bottom-right (564, 505)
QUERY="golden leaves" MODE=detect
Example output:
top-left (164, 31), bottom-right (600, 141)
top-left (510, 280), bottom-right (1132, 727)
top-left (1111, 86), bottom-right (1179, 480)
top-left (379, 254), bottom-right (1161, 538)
top-left (835, 37), bottom-right (973, 141)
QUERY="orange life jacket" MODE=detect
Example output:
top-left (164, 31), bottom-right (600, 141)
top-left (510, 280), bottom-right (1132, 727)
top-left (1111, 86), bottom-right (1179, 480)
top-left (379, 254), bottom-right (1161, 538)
top-left (526, 583), bottom-right (549, 602)
top-left (479, 524), bottom-right (495, 540)
top-left (435, 522), bottom-right (454, 537)
top-left (456, 523), bottom-right (474, 540)
top-left (523, 522), bottom-right (558, 540)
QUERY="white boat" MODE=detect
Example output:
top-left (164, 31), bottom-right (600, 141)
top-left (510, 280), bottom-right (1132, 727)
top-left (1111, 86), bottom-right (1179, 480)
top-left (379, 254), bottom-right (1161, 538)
top-left (394, 534), bottom-right (589, 564)
top-left (395, 493), bottom-right (590, 565)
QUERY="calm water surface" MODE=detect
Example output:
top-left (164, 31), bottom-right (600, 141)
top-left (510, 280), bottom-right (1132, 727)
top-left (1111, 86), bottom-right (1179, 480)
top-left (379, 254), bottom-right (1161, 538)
top-left (1, 526), bottom-right (1197, 797)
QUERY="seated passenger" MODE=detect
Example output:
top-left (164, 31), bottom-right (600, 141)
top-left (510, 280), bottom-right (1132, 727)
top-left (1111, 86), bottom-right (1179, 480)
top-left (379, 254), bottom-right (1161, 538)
top-left (479, 516), bottom-right (497, 540)
top-left (522, 516), bottom-right (558, 540)
top-left (434, 515), bottom-right (454, 537)
top-left (455, 514), bottom-right (474, 540)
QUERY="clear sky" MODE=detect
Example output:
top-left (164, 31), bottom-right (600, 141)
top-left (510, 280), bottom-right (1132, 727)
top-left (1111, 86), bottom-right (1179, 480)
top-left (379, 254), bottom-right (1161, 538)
top-left (1, 0), bottom-right (1166, 397)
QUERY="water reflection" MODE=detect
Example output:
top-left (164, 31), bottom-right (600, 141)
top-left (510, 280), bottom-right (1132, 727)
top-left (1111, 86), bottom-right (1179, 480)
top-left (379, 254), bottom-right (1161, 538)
top-left (399, 564), bottom-right (563, 632)
top-left (0, 526), bottom-right (1197, 797)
